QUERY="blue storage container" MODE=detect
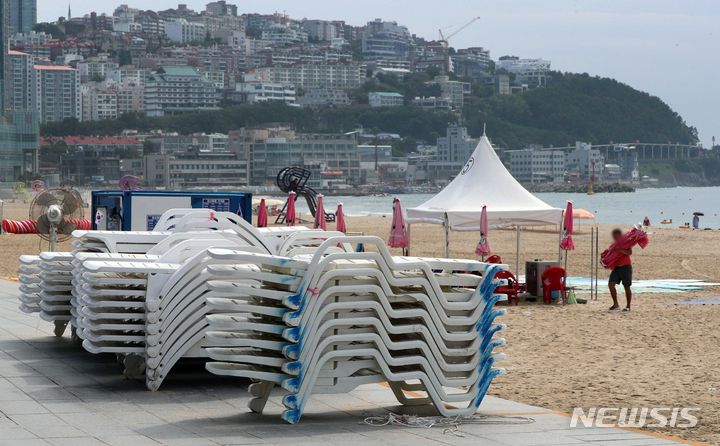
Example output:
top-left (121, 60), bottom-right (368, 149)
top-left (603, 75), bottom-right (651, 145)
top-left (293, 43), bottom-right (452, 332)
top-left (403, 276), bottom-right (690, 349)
top-left (91, 191), bottom-right (252, 231)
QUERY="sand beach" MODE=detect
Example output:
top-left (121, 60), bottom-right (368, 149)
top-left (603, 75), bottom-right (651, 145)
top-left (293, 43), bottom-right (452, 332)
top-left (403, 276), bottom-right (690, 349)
top-left (1, 201), bottom-right (719, 444)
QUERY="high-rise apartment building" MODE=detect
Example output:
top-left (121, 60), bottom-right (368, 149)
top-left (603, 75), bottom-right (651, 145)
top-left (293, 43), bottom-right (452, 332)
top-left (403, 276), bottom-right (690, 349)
top-left (1, 0), bottom-right (40, 181)
top-left (31, 65), bottom-right (82, 123)
top-left (8, 50), bottom-right (33, 111)
top-left (1, 0), bottom-right (9, 111)
top-left (0, 111), bottom-right (39, 181)
top-left (509, 148), bottom-right (566, 183)
top-left (436, 124), bottom-right (479, 164)
top-left (251, 63), bottom-right (365, 91)
top-left (250, 133), bottom-right (360, 187)
top-left (362, 19), bottom-right (413, 62)
top-left (8, 0), bottom-right (37, 34)
top-left (205, 1), bottom-right (237, 16)
top-left (144, 66), bottom-right (220, 117)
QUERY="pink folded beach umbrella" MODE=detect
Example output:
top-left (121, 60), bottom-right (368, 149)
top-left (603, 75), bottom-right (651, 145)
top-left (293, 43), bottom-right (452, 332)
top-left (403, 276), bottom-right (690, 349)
top-left (336, 202), bottom-right (347, 234)
top-left (257, 198), bottom-right (268, 228)
top-left (560, 201), bottom-right (575, 251)
top-left (285, 191), bottom-right (296, 226)
top-left (388, 198), bottom-right (409, 248)
top-left (475, 205), bottom-right (491, 257)
top-left (601, 226), bottom-right (650, 269)
top-left (314, 194), bottom-right (327, 230)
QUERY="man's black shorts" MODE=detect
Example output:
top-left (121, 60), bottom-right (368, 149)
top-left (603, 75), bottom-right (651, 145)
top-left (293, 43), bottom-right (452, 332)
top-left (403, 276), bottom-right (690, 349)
top-left (609, 265), bottom-right (632, 287)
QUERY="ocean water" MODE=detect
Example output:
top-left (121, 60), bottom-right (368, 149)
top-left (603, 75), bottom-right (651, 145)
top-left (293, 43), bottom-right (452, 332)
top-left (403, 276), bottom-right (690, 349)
top-left (291, 186), bottom-right (720, 228)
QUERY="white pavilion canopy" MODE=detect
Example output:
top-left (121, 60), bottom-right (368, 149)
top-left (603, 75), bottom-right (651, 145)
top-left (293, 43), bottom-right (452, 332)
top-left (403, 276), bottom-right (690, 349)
top-left (407, 135), bottom-right (563, 230)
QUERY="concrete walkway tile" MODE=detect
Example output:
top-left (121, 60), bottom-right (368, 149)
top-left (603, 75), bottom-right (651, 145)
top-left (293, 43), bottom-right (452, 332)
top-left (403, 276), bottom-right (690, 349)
top-left (481, 431), bottom-right (594, 445)
top-left (587, 439), bottom-right (679, 446)
top-left (103, 410), bottom-right (165, 426)
top-left (96, 435), bottom-right (161, 446)
top-left (0, 362), bottom-right (43, 377)
top-left (23, 387), bottom-right (80, 401)
top-left (202, 435), bottom-right (267, 446)
top-left (0, 439), bottom-right (50, 446)
top-left (134, 423), bottom-right (207, 442)
top-left (0, 386), bottom-right (33, 401)
top-left (8, 376), bottom-right (58, 388)
top-left (409, 428), bottom-right (508, 446)
top-left (568, 431), bottom-right (677, 442)
top-left (8, 413), bottom-right (86, 438)
top-left (21, 424), bottom-right (87, 439)
top-left (0, 399), bottom-right (49, 415)
top-left (45, 437), bottom-right (107, 446)
top-left (45, 374), bottom-right (103, 388)
top-left (54, 412), bottom-right (137, 437)
top-left (64, 386), bottom-right (124, 402)
top-left (0, 418), bottom-right (40, 441)
top-left (146, 436), bottom-right (219, 446)
top-left (479, 396), bottom-right (557, 414)
top-left (41, 400), bottom-right (93, 414)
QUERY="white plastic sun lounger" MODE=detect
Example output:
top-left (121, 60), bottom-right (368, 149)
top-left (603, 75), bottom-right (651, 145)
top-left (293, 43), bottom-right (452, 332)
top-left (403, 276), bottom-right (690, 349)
top-left (18, 255), bottom-right (42, 315)
top-left (18, 227), bottom-right (508, 423)
top-left (202, 236), bottom-right (508, 423)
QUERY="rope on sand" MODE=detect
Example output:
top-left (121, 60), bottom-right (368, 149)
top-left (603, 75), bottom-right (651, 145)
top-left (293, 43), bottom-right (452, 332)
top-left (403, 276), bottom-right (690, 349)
top-left (362, 413), bottom-right (535, 436)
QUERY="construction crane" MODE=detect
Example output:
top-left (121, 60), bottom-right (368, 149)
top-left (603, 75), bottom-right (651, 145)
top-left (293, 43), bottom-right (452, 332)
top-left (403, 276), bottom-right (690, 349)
top-left (438, 16), bottom-right (481, 49)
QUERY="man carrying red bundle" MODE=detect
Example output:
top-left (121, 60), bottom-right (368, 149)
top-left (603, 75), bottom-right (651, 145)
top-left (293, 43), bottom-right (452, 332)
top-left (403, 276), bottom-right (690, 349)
top-left (607, 228), bottom-right (633, 311)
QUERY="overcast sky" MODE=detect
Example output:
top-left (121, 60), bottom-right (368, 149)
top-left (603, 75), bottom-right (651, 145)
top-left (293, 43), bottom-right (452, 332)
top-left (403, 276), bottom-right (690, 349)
top-left (38, 0), bottom-right (719, 147)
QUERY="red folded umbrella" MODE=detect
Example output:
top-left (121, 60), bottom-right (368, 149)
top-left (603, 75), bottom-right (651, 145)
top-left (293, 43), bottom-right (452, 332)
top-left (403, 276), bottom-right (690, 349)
top-left (336, 202), bottom-right (347, 234)
top-left (601, 226), bottom-right (649, 269)
top-left (560, 201), bottom-right (575, 251)
top-left (285, 192), bottom-right (296, 226)
top-left (388, 198), bottom-right (409, 248)
top-left (475, 205), bottom-right (491, 257)
top-left (257, 198), bottom-right (268, 228)
top-left (314, 194), bottom-right (327, 231)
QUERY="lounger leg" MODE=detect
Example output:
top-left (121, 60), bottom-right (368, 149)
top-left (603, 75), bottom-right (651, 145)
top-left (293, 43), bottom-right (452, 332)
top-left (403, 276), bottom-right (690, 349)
top-left (70, 326), bottom-right (83, 346)
top-left (388, 381), bottom-right (431, 406)
top-left (248, 381), bottom-right (274, 414)
top-left (53, 321), bottom-right (68, 337)
top-left (123, 354), bottom-right (146, 380)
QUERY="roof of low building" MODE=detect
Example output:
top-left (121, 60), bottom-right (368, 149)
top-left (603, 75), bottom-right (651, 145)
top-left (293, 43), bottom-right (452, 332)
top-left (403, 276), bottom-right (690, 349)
top-left (33, 65), bottom-right (77, 71)
top-left (41, 136), bottom-right (143, 146)
top-left (370, 91), bottom-right (404, 97)
top-left (157, 65), bottom-right (202, 76)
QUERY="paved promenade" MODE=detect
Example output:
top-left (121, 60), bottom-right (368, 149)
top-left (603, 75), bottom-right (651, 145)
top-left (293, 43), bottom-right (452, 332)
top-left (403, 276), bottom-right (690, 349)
top-left (0, 280), bottom-right (688, 445)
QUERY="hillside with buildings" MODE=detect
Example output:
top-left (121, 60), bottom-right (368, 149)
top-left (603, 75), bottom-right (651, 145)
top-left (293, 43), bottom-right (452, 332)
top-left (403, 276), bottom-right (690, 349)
top-left (1, 1), bottom-right (712, 191)
top-left (40, 72), bottom-right (699, 151)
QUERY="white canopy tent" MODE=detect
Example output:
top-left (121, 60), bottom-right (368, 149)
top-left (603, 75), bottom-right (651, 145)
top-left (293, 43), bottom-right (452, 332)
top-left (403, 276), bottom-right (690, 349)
top-left (407, 135), bottom-right (563, 272)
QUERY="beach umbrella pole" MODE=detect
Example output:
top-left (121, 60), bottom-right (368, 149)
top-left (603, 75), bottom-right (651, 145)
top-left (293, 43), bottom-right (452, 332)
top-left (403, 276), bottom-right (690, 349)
top-left (557, 219), bottom-right (563, 262)
top-left (515, 225), bottom-right (521, 276)
top-left (406, 223), bottom-right (411, 256)
top-left (564, 249), bottom-right (569, 287)
top-left (592, 227), bottom-right (595, 301)
top-left (595, 226), bottom-right (600, 300)
top-left (444, 213), bottom-right (450, 258)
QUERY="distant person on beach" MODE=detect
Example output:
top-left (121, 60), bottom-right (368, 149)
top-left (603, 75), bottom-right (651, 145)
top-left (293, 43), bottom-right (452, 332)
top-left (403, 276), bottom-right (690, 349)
top-left (608, 228), bottom-right (633, 312)
top-left (692, 214), bottom-right (700, 229)
top-left (643, 216), bottom-right (650, 227)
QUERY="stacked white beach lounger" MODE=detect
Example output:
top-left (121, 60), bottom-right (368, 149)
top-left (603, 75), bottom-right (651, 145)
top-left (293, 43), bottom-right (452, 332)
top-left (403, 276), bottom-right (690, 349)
top-left (17, 210), bottom-right (508, 424)
top-left (203, 236), bottom-right (508, 423)
top-left (18, 255), bottom-right (43, 316)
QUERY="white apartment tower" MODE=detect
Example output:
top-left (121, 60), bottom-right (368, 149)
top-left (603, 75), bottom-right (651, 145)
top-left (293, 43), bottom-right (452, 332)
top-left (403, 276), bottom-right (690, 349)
top-left (31, 65), bottom-right (81, 123)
